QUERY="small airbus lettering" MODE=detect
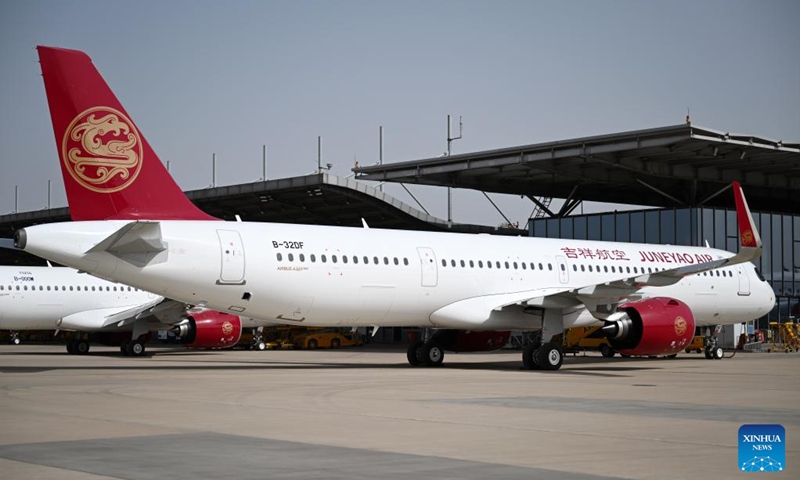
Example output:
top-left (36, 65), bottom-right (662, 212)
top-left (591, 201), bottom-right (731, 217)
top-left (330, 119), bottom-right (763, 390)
top-left (272, 241), bottom-right (304, 249)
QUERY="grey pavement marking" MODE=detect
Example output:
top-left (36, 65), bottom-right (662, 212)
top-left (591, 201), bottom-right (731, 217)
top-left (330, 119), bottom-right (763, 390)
top-left (0, 432), bottom-right (623, 480)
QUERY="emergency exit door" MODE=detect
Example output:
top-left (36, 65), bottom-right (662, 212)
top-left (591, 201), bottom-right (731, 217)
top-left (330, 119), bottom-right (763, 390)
top-left (217, 230), bottom-right (246, 285)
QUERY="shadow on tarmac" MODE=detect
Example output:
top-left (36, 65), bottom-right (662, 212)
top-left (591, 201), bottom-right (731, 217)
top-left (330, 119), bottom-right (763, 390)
top-left (0, 346), bottom-right (678, 377)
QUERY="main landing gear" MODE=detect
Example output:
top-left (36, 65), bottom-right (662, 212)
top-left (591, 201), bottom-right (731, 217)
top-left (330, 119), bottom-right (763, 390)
top-left (9, 331), bottom-right (21, 345)
top-left (407, 340), bottom-right (445, 367)
top-left (522, 341), bottom-right (564, 371)
top-left (120, 339), bottom-right (147, 357)
top-left (66, 335), bottom-right (90, 355)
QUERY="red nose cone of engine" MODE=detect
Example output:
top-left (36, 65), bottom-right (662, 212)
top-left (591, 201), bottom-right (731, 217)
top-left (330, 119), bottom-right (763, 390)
top-left (614, 297), bottom-right (696, 357)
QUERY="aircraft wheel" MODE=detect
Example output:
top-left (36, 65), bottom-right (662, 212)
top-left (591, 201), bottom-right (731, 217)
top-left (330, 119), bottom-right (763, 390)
top-left (130, 340), bottom-right (146, 357)
top-left (522, 343), bottom-right (540, 370)
top-left (666, 354), bottom-right (678, 359)
top-left (407, 341), bottom-right (424, 367)
top-left (537, 342), bottom-right (563, 370)
top-left (712, 346), bottom-right (724, 360)
top-left (67, 340), bottom-right (76, 355)
top-left (75, 340), bottom-right (90, 355)
top-left (120, 342), bottom-right (130, 356)
top-left (600, 344), bottom-right (615, 358)
top-left (255, 342), bottom-right (266, 351)
top-left (420, 342), bottom-right (444, 367)
top-left (703, 348), bottom-right (713, 359)
top-left (12, 337), bottom-right (21, 345)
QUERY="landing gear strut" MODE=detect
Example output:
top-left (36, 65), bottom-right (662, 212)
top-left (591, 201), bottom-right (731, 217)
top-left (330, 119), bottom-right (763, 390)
top-left (9, 331), bottom-right (20, 345)
top-left (406, 340), bottom-right (445, 367)
top-left (524, 309), bottom-right (565, 371)
top-left (251, 327), bottom-right (266, 351)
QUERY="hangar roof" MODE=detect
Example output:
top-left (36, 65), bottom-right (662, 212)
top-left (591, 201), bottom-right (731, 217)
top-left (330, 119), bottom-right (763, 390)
top-left (353, 123), bottom-right (800, 215)
top-left (0, 173), bottom-right (522, 266)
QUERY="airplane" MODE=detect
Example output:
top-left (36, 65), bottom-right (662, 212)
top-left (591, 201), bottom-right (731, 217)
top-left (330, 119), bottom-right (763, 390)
top-left (0, 264), bottom-right (265, 355)
top-left (11, 46), bottom-right (775, 370)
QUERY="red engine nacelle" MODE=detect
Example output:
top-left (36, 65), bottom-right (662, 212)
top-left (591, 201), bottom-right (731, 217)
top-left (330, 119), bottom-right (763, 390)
top-left (173, 310), bottom-right (242, 349)
top-left (603, 297), bottom-right (695, 356)
top-left (431, 330), bottom-right (511, 352)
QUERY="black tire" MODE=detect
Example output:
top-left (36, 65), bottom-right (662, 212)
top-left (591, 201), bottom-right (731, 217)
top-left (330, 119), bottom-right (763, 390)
top-left (666, 354), bottom-right (678, 359)
top-left (712, 346), bottom-right (723, 359)
top-left (407, 341), bottom-right (424, 366)
top-left (130, 340), bottom-right (145, 356)
top-left (67, 341), bottom-right (76, 355)
top-left (120, 342), bottom-right (130, 356)
top-left (704, 348), bottom-right (713, 359)
top-left (12, 337), bottom-right (20, 345)
top-left (75, 340), bottom-right (90, 355)
top-left (307, 339), bottom-right (318, 350)
top-left (537, 342), bottom-right (563, 370)
top-left (256, 342), bottom-right (266, 351)
top-left (522, 343), bottom-right (540, 370)
top-left (420, 342), bottom-right (444, 367)
top-left (620, 353), bottom-right (631, 358)
top-left (600, 344), bottom-right (615, 358)
top-left (330, 338), bottom-right (341, 349)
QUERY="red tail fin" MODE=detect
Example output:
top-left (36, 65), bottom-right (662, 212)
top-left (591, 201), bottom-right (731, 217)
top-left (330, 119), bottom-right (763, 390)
top-left (37, 46), bottom-right (217, 221)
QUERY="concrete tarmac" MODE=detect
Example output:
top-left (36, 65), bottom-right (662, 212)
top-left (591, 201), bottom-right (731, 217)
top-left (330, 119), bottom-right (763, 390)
top-left (0, 345), bottom-right (797, 479)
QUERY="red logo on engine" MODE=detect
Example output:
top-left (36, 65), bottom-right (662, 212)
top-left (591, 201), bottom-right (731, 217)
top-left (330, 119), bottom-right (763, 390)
top-left (674, 316), bottom-right (688, 336)
top-left (221, 321), bottom-right (234, 335)
top-left (61, 106), bottom-right (143, 193)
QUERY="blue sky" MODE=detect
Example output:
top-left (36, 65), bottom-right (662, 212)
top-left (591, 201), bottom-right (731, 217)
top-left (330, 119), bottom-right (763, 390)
top-left (1, 0), bottom-right (798, 226)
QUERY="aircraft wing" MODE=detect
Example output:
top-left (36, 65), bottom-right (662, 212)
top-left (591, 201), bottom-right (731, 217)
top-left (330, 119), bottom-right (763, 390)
top-left (434, 182), bottom-right (762, 324)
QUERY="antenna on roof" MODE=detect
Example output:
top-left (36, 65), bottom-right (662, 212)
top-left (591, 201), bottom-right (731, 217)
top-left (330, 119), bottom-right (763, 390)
top-left (685, 108), bottom-right (691, 124)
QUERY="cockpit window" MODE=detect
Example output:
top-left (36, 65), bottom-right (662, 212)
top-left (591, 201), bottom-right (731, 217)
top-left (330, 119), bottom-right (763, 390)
top-left (754, 267), bottom-right (766, 282)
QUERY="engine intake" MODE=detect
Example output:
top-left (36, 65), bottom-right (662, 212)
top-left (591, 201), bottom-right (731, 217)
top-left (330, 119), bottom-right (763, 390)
top-left (172, 310), bottom-right (242, 349)
top-left (603, 297), bottom-right (695, 356)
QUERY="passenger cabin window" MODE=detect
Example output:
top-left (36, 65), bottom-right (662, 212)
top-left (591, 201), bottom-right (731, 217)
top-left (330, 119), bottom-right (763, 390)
top-left (364, 256), bottom-right (369, 264)
top-left (288, 253), bottom-right (294, 262)
top-left (403, 258), bottom-right (409, 266)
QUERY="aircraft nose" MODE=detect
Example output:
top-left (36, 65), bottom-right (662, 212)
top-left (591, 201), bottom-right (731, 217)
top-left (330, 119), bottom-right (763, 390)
top-left (761, 287), bottom-right (776, 316)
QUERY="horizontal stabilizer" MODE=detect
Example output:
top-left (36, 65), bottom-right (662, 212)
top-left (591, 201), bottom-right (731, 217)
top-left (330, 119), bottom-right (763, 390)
top-left (86, 221), bottom-right (167, 267)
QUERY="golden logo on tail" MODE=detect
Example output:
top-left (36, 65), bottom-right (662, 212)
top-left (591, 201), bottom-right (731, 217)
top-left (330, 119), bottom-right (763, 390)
top-left (742, 229), bottom-right (755, 246)
top-left (674, 316), bottom-right (688, 336)
top-left (62, 107), bottom-right (143, 193)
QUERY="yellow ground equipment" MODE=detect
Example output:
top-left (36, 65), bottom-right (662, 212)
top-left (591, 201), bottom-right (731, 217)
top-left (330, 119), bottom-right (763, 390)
top-left (767, 322), bottom-right (800, 353)
top-left (563, 326), bottom-right (616, 357)
top-left (684, 336), bottom-right (705, 354)
top-left (294, 330), bottom-right (363, 349)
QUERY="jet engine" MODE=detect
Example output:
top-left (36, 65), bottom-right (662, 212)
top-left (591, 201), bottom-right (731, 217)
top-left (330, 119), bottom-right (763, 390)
top-left (432, 329), bottom-right (511, 352)
top-left (602, 297), bottom-right (695, 356)
top-left (172, 310), bottom-right (242, 349)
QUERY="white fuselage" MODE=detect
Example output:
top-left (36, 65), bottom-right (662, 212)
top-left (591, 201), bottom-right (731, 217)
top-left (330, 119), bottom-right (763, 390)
top-left (20, 221), bottom-right (776, 331)
top-left (0, 266), bottom-right (156, 330)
